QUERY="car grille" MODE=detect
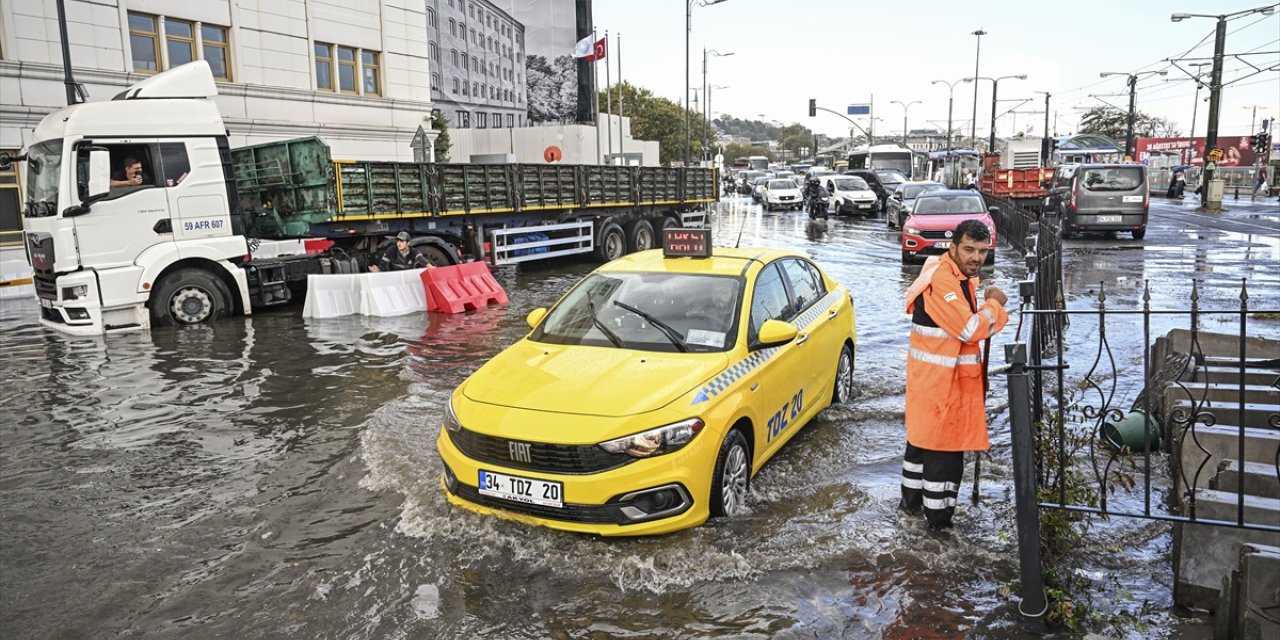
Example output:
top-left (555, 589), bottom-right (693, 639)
top-left (920, 230), bottom-right (951, 239)
top-left (448, 481), bottom-right (625, 524)
top-left (447, 427), bottom-right (633, 474)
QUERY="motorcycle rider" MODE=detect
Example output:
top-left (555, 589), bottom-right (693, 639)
top-left (803, 177), bottom-right (829, 219)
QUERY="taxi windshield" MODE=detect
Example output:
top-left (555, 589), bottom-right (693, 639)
top-left (532, 272), bottom-right (743, 352)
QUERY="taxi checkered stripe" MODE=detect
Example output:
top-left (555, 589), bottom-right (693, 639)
top-left (691, 289), bottom-right (845, 405)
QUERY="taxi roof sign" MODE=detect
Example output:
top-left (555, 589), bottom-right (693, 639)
top-left (662, 228), bottom-right (711, 258)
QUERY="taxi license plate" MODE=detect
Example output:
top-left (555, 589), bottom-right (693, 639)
top-left (1097, 215), bottom-right (1122, 223)
top-left (478, 470), bottom-right (563, 508)
top-left (935, 241), bottom-right (951, 248)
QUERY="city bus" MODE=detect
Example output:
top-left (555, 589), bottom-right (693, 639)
top-left (747, 155), bottom-right (770, 171)
top-left (847, 144), bottom-right (913, 176)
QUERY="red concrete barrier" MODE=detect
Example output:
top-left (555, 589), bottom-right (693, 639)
top-left (421, 262), bottom-right (508, 314)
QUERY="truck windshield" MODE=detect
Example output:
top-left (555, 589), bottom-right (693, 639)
top-left (25, 140), bottom-right (63, 218)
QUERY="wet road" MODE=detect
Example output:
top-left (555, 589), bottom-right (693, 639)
top-left (1, 195), bottom-right (1277, 639)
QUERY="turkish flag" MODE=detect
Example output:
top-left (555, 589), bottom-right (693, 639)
top-left (587, 37), bottom-right (606, 62)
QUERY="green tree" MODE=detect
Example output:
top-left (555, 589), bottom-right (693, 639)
top-left (777, 123), bottom-right (816, 159)
top-left (431, 109), bottom-right (451, 163)
top-left (600, 82), bottom-right (709, 165)
top-left (1080, 106), bottom-right (1181, 141)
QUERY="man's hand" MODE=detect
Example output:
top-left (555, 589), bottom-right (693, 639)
top-left (984, 286), bottom-right (1008, 307)
top-left (368, 265), bottom-right (381, 273)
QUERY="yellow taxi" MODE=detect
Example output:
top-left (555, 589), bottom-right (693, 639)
top-left (437, 234), bottom-right (857, 535)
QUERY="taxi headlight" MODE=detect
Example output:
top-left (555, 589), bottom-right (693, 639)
top-left (599, 418), bottom-right (705, 458)
top-left (443, 398), bottom-right (462, 433)
top-left (904, 226), bottom-right (923, 235)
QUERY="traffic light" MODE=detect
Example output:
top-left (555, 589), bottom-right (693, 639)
top-left (1251, 132), bottom-right (1271, 153)
top-left (808, 99), bottom-right (816, 117)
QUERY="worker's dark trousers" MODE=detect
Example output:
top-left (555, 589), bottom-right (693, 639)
top-left (901, 442), bottom-right (964, 529)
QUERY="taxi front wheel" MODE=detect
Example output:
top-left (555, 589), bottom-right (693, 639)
top-left (711, 429), bottom-right (750, 518)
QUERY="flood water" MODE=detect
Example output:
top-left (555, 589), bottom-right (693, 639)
top-left (2, 197), bottom-right (1277, 639)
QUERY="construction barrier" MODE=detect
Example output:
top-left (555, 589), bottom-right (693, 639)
top-left (301, 268), bottom-right (429, 318)
top-left (421, 262), bottom-right (508, 314)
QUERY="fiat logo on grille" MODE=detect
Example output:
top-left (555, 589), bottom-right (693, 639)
top-left (508, 441), bottom-right (532, 463)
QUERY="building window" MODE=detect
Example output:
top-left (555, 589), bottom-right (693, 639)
top-left (428, 8), bottom-right (436, 28)
top-left (202, 25), bottom-right (230, 80)
top-left (480, 83), bottom-right (486, 98)
top-left (472, 58), bottom-right (478, 72)
top-left (165, 19), bottom-right (195, 67)
top-left (459, 110), bottom-right (470, 128)
top-left (362, 50), bottom-right (379, 95)
top-left (477, 112), bottom-right (486, 129)
top-left (452, 77), bottom-right (460, 93)
top-left (315, 42), bottom-right (379, 95)
top-left (470, 28), bottom-right (476, 44)
top-left (506, 114), bottom-right (514, 128)
top-left (0, 149), bottom-right (22, 245)
top-left (462, 82), bottom-right (468, 96)
top-left (449, 19), bottom-right (456, 36)
top-left (429, 42), bottom-right (438, 61)
top-left (451, 49), bottom-right (458, 66)
top-left (315, 43), bottom-right (333, 90)
top-left (472, 81), bottom-right (478, 95)
top-left (127, 13), bottom-right (231, 80)
top-left (128, 13), bottom-right (160, 73)
top-left (461, 52), bottom-right (468, 68)
top-left (430, 72), bottom-right (439, 90)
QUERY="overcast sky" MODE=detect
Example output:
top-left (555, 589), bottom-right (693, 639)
top-left (592, 0), bottom-right (1279, 141)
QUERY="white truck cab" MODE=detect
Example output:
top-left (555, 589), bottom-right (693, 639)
top-left (19, 61), bottom-right (251, 335)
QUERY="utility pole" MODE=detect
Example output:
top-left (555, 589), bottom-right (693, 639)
top-left (970, 29), bottom-right (986, 151)
top-left (1099, 69), bottom-right (1166, 160)
top-left (54, 0), bottom-right (83, 105)
top-left (1036, 91), bottom-right (1051, 164)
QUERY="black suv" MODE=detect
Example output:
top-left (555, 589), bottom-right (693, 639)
top-left (842, 169), bottom-right (892, 213)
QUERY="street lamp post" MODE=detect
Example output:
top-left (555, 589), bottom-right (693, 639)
top-left (1171, 4), bottom-right (1275, 205)
top-left (685, 0), bottom-right (728, 166)
top-left (970, 29), bottom-right (986, 150)
top-left (1035, 90), bottom-right (1051, 162)
top-left (702, 49), bottom-right (733, 163)
top-left (707, 83), bottom-right (729, 162)
top-left (932, 79), bottom-right (964, 185)
top-left (890, 100), bottom-right (921, 150)
top-left (1185, 62), bottom-right (1211, 141)
top-left (964, 74), bottom-right (1027, 152)
top-left (1099, 70), bottom-right (1167, 159)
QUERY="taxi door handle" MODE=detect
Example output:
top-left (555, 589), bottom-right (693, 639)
top-left (796, 333), bottom-right (809, 345)
top-left (827, 310), bottom-right (838, 321)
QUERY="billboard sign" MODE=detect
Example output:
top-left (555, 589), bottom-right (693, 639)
top-left (1133, 136), bottom-right (1258, 167)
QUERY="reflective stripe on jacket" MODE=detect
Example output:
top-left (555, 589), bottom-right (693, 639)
top-left (903, 253), bottom-right (1009, 451)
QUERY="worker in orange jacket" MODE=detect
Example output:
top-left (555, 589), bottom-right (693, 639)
top-left (901, 219), bottom-right (1009, 529)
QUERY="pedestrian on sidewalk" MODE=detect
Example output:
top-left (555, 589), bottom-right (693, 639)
top-left (900, 220), bottom-right (1009, 529)
top-left (1255, 166), bottom-right (1272, 197)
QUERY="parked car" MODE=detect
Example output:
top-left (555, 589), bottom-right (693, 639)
top-left (437, 246), bottom-right (858, 535)
top-left (762, 179), bottom-right (803, 211)
top-left (841, 169), bottom-right (892, 213)
top-left (1044, 163), bottom-right (1149, 239)
top-left (822, 175), bottom-right (879, 216)
top-left (886, 181), bottom-right (947, 229)
top-left (901, 190), bottom-right (997, 264)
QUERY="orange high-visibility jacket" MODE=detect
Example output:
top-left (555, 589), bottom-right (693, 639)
top-left (903, 253), bottom-right (1009, 452)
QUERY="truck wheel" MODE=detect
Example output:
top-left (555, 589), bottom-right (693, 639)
top-left (625, 219), bottom-right (655, 253)
top-left (594, 221), bottom-right (626, 262)
top-left (151, 268), bottom-right (232, 327)
top-left (657, 216), bottom-right (680, 233)
top-left (417, 243), bottom-right (454, 266)
top-left (710, 429), bottom-right (750, 518)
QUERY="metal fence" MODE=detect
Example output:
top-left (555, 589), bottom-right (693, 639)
top-left (1000, 216), bottom-right (1280, 630)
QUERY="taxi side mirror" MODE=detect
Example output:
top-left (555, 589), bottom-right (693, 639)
top-left (753, 319), bottom-right (798, 350)
top-left (526, 307), bottom-right (547, 330)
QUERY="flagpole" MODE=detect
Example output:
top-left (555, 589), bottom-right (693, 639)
top-left (617, 33), bottom-right (624, 165)
top-left (593, 28), bottom-right (600, 165)
top-left (604, 30), bottom-right (613, 164)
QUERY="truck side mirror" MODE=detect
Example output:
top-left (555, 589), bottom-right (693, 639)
top-left (87, 148), bottom-right (111, 201)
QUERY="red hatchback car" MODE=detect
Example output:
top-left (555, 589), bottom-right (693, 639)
top-left (900, 190), bottom-right (998, 264)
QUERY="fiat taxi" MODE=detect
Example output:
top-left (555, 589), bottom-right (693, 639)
top-left (437, 231), bottom-right (858, 536)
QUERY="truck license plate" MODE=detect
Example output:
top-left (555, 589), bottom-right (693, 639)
top-left (1096, 215), bottom-right (1122, 223)
top-left (478, 470), bottom-right (563, 508)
